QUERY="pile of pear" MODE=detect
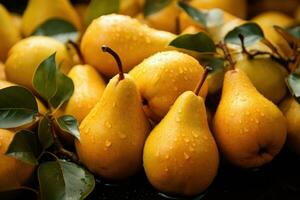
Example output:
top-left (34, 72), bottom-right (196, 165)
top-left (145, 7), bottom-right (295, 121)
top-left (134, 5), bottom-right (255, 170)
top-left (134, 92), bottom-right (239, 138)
top-left (0, 0), bottom-right (299, 197)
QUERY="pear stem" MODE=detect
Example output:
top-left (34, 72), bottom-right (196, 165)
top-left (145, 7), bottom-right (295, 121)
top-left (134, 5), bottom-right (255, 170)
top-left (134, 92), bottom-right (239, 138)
top-left (101, 45), bottom-right (124, 81)
top-left (218, 41), bottom-right (236, 70)
top-left (67, 40), bottom-right (85, 64)
top-left (194, 66), bottom-right (212, 95)
top-left (238, 34), bottom-right (253, 59)
top-left (175, 15), bottom-right (180, 35)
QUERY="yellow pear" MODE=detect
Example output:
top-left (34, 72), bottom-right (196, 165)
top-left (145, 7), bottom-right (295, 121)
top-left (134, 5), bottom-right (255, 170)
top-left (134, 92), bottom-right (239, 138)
top-left (76, 46), bottom-right (150, 180)
top-left (22, 0), bottom-right (81, 37)
top-left (74, 3), bottom-right (88, 25)
top-left (143, 70), bottom-right (219, 196)
top-left (80, 14), bottom-right (175, 77)
top-left (213, 69), bottom-right (287, 168)
top-left (129, 51), bottom-right (208, 121)
top-left (280, 97), bottom-right (300, 154)
top-left (5, 36), bottom-right (73, 91)
top-left (252, 11), bottom-right (295, 59)
top-left (235, 56), bottom-right (288, 103)
top-left (0, 129), bottom-right (35, 191)
top-left (189, 0), bottom-right (247, 19)
top-left (120, 0), bottom-right (141, 17)
top-left (0, 62), bottom-right (6, 80)
top-left (63, 64), bottom-right (106, 123)
top-left (11, 13), bottom-right (22, 33)
top-left (0, 4), bottom-right (21, 62)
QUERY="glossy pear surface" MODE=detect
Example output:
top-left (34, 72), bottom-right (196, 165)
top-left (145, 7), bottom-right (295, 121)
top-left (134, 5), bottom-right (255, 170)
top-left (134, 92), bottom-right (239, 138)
top-left (0, 129), bottom-right (35, 191)
top-left (64, 64), bottom-right (106, 123)
top-left (129, 51), bottom-right (208, 121)
top-left (280, 97), bottom-right (300, 154)
top-left (80, 14), bottom-right (175, 77)
top-left (213, 69), bottom-right (287, 168)
top-left (143, 91), bottom-right (219, 196)
top-left (5, 36), bottom-right (73, 90)
top-left (0, 4), bottom-right (21, 62)
top-left (236, 57), bottom-right (288, 103)
top-left (76, 74), bottom-right (150, 180)
top-left (22, 0), bottom-right (81, 36)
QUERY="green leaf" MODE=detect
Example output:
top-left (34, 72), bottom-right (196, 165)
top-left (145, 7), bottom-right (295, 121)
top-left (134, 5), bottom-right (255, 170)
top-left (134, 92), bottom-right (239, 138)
top-left (178, 1), bottom-right (206, 26)
top-left (38, 116), bottom-right (54, 150)
top-left (169, 33), bottom-right (216, 52)
top-left (32, 18), bottom-right (79, 43)
top-left (287, 25), bottom-right (300, 40)
top-left (38, 160), bottom-right (95, 200)
top-left (56, 115), bottom-right (80, 140)
top-left (286, 73), bottom-right (300, 103)
top-left (200, 56), bottom-right (225, 73)
top-left (224, 22), bottom-right (264, 46)
top-left (49, 70), bottom-right (74, 109)
top-left (33, 53), bottom-right (57, 101)
top-left (85, 0), bottom-right (120, 26)
top-left (6, 130), bottom-right (39, 165)
top-left (144, 0), bottom-right (172, 17)
top-left (0, 86), bottom-right (38, 128)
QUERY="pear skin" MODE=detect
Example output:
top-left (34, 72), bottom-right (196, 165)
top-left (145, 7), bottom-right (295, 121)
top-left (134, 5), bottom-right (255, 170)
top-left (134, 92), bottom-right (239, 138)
top-left (80, 14), bottom-right (175, 77)
top-left (64, 64), bottom-right (106, 123)
top-left (5, 36), bottom-right (73, 91)
top-left (22, 0), bottom-right (81, 36)
top-left (280, 97), bottom-right (300, 154)
top-left (0, 129), bottom-right (35, 191)
top-left (0, 4), bottom-right (21, 62)
top-left (235, 57), bottom-right (288, 103)
top-left (143, 91), bottom-right (219, 196)
top-left (75, 74), bottom-right (150, 180)
top-left (213, 69), bottom-right (287, 168)
top-left (129, 51), bottom-right (208, 121)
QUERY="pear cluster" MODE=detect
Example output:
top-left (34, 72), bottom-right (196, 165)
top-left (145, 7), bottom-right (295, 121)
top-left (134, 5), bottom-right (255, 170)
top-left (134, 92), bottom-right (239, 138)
top-left (0, 0), bottom-right (299, 198)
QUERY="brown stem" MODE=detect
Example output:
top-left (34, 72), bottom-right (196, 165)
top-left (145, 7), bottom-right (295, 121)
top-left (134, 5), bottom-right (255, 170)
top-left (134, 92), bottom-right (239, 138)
top-left (261, 38), bottom-right (283, 59)
top-left (67, 40), bottom-right (85, 64)
top-left (101, 45), bottom-right (124, 81)
top-left (217, 41), bottom-right (236, 70)
top-left (194, 66), bottom-right (212, 95)
top-left (175, 15), bottom-right (180, 35)
top-left (238, 34), bottom-right (253, 59)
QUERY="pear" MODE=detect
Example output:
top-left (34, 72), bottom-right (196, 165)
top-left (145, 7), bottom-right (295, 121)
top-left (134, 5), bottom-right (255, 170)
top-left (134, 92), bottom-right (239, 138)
top-left (213, 68), bottom-right (287, 168)
top-left (252, 11), bottom-right (295, 59)
top-left (235, 56), bottom-right (288, 103)
top-left (280, 97), bottom-right (300, 154)
top-left (0, 129), bottom-right (35, 191)
top-left (75, 46), bottom-right (150, 180)
top-left (143, 68), bottom-right (219, 196)
top-left (119, 0), bottom-right (141, 17)
top-left (0, 4), bottom-right (21, 62)
top-left (80, 14), bottom-right (175, 77)
top-left (5, 36), bottom-right (73, 91)
top-left (22, 0), bottom-right (81, 36)
top-left (63, 64), bottom-right (106, 123)
top-left (129, 51), bottom-right (208, 121)
top-left (0, 62), bottom-right (6, 80)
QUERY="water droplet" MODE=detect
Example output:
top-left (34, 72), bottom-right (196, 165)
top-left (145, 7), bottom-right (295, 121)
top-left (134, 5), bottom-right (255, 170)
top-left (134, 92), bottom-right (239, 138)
top-left (105, 121), bottom-right (112, 128)
top-left (105, 140), bottom-right (112, 147)
top-left (164, 168), bottom-right (169, 172)
top-left (184, 76), bottom-right (188, 80)
top-left (165, 155), bottom-right (169, 159)
top-left (255, 119), bottom-right (259, 124)
top-left (192, 132), bottom-right (199, 138)
top-left (174, 87), bottom-right (178, 91)
top-left (119, 133), bottom-right (127, 139)
top-left (260, 112), bottom-right (265, 117)
top-left (184, 152), bottom-right (190, 160)
top-left (184, 138), bottom-right (190, 143)
top-left (189, 147), bottom-right (195, 152)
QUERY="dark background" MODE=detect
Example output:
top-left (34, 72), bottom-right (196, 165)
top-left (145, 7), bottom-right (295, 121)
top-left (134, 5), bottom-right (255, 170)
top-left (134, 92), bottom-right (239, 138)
top-left (1, 0), bottom-right (300, 200)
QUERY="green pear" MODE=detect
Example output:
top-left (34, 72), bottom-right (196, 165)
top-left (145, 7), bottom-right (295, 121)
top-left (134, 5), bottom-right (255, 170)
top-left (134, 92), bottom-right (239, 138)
top-left (213, 68), bottom-right (287, 168)
top-left (75, 46), bottom-right (150, 181)
top-left (143, 68), bottom-right (219, 196)
top-left (235, 56), bottom-right (288, 103)
top-left (129, 51), bottom-right (208, 121)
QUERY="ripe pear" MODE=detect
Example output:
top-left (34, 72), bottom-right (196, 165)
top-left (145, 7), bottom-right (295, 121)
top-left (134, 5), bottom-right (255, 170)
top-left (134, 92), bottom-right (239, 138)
top-left (120, 0), bottom-right (141, 17)
top-left (76, 46), bottom-right (150, 181)
top-left (0, 4), bottom-right (21, 62)
top-left (0, 62), bottom-right (6, 80)
top-left (80, 14), bottom-right (175, 77)
top-left (22, 0), bottom-right (81, 36)
top-left (63, 64), bottom-right (106, 123)
top-left (280, 97), bottom-right (300, 154)
top-left (0, 129), bottom-right (35, 191)
top-left (129, 51), bottom-right (208, 121)
top-left (252, 11), bottom-right (295, 59)
top-left (235, 56), bottom-right (288, 103)
top-left (74, 3), bottom-right (88, 25)
top-left (213, 69), bottom-right (287, 168)
top-left (5, 36), bottom-right (73, 91)
top-left (137, 0), bottom-right (181, 33)
top-left (11, 13), bottom-right (22, 33)
top-left (143, 70), bottom-right (219, 196)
